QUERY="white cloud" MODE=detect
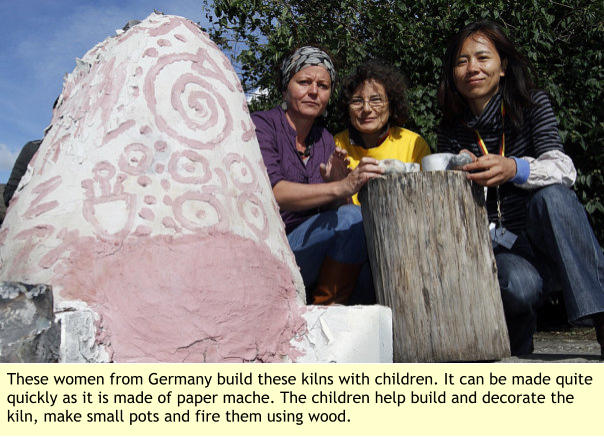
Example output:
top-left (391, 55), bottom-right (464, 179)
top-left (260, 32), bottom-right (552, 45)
top-left (0, 143), bottom-right (20, 173)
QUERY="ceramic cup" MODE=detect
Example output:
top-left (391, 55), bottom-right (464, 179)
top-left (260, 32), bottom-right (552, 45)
top-left (421, 153), bottom-right (456, 171)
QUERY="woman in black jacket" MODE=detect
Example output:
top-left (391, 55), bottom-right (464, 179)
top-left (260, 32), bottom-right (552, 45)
top-left (437, 20), bottom-right (603, 357)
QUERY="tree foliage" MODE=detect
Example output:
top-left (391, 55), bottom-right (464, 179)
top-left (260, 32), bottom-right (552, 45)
top-left (201, 0), bottom-right (603, 242)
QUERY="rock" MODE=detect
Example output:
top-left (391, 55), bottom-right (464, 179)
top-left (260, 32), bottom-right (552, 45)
top-left (0, 13), bottom-right (305, 362)
top-left (0, 282), bottom-right (60, 362)
top-left (378, 159), bottom-right (419, 175)
top-left (447, 151), bottom-right (473, 169)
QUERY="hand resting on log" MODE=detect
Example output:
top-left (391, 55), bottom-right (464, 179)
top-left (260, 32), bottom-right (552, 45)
top-left (274, 157), bottom-right (383, 211)
top-left (459, 149), bottom-right (517, 187)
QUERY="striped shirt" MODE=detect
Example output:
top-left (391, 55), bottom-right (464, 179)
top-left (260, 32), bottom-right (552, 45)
top-left (437, 91), bottom-right (564, 234)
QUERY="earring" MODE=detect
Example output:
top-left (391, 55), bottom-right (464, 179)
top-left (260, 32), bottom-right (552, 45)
top-left (281, 101), bottom-right (288, 111)
top-left (322, 109), bottom-right (328, 117)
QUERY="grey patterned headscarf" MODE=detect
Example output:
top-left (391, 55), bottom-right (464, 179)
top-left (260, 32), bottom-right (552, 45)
top-left (280, 46), bottom-right (336, 91)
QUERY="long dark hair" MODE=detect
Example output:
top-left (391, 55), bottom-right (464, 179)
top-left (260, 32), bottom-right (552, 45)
top-left (438, 20), bottom-right (534, 127)
top-left (339, 60), bottom-right (409, 127)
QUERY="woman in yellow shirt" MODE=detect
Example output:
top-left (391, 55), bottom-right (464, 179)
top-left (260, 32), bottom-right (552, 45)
top-left (335, 61), bottom-right (430, 204)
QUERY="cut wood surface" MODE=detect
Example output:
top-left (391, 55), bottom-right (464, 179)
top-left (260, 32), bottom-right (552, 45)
top-left (360, 171), bottom-right (510, 362)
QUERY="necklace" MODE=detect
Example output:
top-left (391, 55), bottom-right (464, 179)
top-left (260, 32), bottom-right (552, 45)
top-left (297, 143), bottom-right (312, 158)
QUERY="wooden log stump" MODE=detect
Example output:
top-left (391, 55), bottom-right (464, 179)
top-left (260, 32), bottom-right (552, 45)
top-left (359, 171), bottom-right (510, 362)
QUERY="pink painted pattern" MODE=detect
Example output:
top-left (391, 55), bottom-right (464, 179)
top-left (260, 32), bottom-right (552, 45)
top-left (103, 120), bottom-right (135, 146)
top-left (118, 143), bottom-right (152, 175)
top-left (144, 51), bottom-right (234, 150)
top-left (23, 176), bottom-right (62, 219)
top-left (0, 13), bottom-right (305, 363)
top-left (143, 47), bottom-right (158, 57)
top-left (168, 150), bottom-right (211, 185)
top-left (171, 191), bottom-right (226, 233)
top-left (81, 162), bottom-right (136, 241)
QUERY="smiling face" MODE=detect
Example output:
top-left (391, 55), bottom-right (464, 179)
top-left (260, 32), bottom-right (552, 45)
top-left (454, 32), bottom-right (506, 115)
top-left (283, 65), bottom-right (331, 121)
top-left (348, 79), bottom-right (390, 136)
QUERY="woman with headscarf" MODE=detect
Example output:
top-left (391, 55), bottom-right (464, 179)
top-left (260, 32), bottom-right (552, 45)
top-left (251, 46), bottom-right (383, 305)
top-left (437, 21), bottom-right (604, 357)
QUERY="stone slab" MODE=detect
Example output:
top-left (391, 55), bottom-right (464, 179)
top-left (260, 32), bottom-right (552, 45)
top-left (0, 282), bottom-right (60, 362)
top-left (295, 305), bottom-right (393, 363)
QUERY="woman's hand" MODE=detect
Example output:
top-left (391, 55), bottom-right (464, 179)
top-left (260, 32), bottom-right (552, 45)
top-left (339, 157), bottom-right (384, 195)
top-left (273, 157), bottom-right (383, 211)
top-left (462, 154), bottom-right (517, 187)
top-left (320, 147), bottom-right (351, 182)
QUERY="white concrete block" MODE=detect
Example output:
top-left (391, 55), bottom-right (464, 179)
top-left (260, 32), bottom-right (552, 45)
top-left (295, 305), bottom-right (393, 363)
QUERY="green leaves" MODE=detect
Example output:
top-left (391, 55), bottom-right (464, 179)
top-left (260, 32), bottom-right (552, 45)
top-left (201, 0), bottom-right (603, 243)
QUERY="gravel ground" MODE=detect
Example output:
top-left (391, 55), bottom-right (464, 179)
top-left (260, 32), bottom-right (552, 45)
top-left (502, 327), bottom-right (602, 363)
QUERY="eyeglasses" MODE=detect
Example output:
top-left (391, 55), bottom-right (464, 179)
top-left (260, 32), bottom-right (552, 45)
top-left (349, 95), bottom-right (388, 110)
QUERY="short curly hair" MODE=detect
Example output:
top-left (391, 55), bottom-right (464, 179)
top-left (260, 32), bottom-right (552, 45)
top-left (339, 60), bottom-right (409, 127)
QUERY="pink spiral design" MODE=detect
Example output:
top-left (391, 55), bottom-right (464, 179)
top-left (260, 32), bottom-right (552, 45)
top-left (144, 52), bottom-right (234, 150)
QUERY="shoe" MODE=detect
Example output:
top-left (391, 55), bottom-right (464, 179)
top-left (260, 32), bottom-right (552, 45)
top-left (312, 256), bottom-right (362, 305)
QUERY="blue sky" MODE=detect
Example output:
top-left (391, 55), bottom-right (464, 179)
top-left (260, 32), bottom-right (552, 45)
top-left (0, 0), bottom-right (217, 183)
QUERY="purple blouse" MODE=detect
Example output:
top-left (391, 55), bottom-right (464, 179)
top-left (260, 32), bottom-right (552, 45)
top-left (251, 106), bottom-right (335, 233)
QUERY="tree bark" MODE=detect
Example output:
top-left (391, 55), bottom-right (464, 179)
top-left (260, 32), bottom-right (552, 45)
top-left (359, 172), bottom-right (510, 362)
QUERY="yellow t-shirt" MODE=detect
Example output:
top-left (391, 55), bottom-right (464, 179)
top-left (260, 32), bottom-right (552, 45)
top-left (334, 126), bottom-right (431, 204)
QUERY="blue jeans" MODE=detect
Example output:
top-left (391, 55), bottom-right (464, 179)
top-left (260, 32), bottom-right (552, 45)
top-left (287, 204), bottom-right (375, 303)
top-left (496, 184), bottom-right (604, 355)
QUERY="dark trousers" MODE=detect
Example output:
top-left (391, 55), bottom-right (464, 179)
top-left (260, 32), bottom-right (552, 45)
top-left (495, 184), bottom-right (604, 355)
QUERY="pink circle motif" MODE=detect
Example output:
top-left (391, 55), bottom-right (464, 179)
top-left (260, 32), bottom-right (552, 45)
top-left (144, 53), bottom-right (234, 149)
top-left (237, 193), bottom-right (269, 240)
top-left (223, 154), bottom-right (257, 192)
top-left (168, 150), bottom-right (211, 185)
top-left (118, 143), bottom-right (152, 176)
top-left (118, 143), bottom-right (151, 176)
top-left (93, 161), bottom-right (116, 180)
top-left (172, 192), bottom-right (225, 233)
